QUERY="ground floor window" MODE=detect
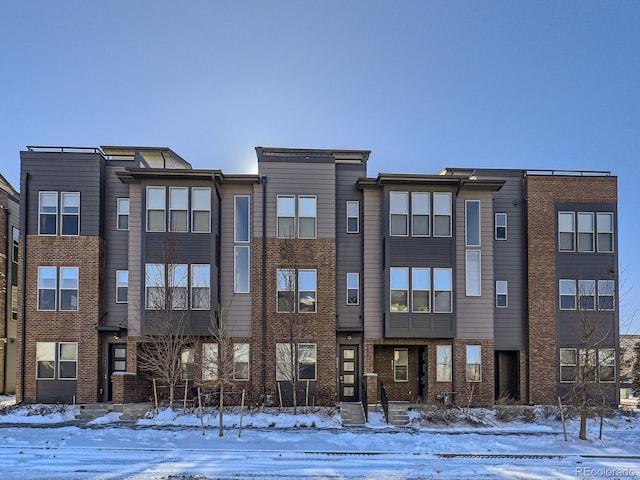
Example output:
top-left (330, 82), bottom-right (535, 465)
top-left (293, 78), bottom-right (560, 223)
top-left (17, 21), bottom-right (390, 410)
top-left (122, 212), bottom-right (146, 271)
top-left (561, 347), bottom-right (615, 383)
top-left (233, 343), bottom-right (250, 380)
top-left (202, 343), bottom-right (218, 381)
top-left (393, 348), bottom-right (408, 382)
top-left (36, 342), bottom-right (77, 380)
top-left (181, 347), bottom-right (194, 380)
top-left (559, 348), bottom-right (577, 382)
top-left (275, 343), bottom-right (317, 381)
top-left (466, 345), bottom-right (482, 382)
top-left (436, 345), bottom-right (452, 382)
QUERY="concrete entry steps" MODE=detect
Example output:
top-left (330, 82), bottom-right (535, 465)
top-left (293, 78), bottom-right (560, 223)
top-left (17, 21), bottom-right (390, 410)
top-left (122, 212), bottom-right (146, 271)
top-left (74, 403), bottom-right (153, 421)
top-left (339, 402), bottom-right (367, 426)
top-left (385, 401), bottom-right (411, 426)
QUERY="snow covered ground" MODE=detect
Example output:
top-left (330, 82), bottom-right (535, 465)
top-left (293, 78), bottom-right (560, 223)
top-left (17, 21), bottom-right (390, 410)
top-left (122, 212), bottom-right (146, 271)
top-left (0, 397), bottom-right (639, 479)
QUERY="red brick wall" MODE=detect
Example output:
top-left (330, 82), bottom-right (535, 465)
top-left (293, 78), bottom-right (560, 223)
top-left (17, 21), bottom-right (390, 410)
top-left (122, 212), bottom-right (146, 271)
top-left (454, 339), bottom-right (495, 407)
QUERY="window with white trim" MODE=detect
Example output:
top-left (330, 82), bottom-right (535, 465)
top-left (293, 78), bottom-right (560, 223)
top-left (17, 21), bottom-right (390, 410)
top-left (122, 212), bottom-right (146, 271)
top-left (277, 195), bottom-right (295, 238)
top-left (346, 201), bottom-right (359, 233)
top-left (390, 267), bottom-right (409, 312)
top-left (298, 269), bottom-right (317, 313)
top-left (496, 280), bottom-right (508, 308)
top-left (411, 267), bottom-right (430, 313)
top-left (298, 195), bottom-right (317, 238)
top-left (117, 198), bottom-right (129, 230)
top-left (466, 345), bottom-right (481, 382)
top-left (597, 280), bottom-right (614, 311)
top-left (390, 192), bottom-right (409, 236)
top-left (145, 263), bottom-right (165, 309)
top-left (577, 212), bottom-right (594, 252)
top-left (39, 192), bottom-right (58, 235)
top-left (37, 267), bottom-right (57, 311)
top-left (465, 200), bottom-right (480, 247)
top-left (465, 250), bottom-right (481, 296)
top-left (11, 285), bottom-right (18, 321)
top-left (578, 279), bottom-right (595, 310)
top-left (234, 246), bottom-right (250, 293)
top-left (347, 272), bottom-right (359, 305)
top-left (275, 343), bottom-right (292, 381)
top-left (597, 212), bottom-right (614, 253)
top-left (235, 195), bottom-right (250, 242)
top-left (298, 343), bottom-right (317, 380)
top-left (58, 343), bottom-right (78, 379)
top-left (181, 347), bottom-right (195, 380)
top-left (434, 268), bottom-right (453, 313)
top-left (61, 192), bottom-right (80, 236)
top-left (202, 343), bottom-right (218, 381)
top-left (59, 267), bottom-right (79, 311)
top-left (559, 348), bottom-right (577, 382)
top-left (169, 187), bottom-right (189, 232)
top-left (579, 348), bottom-right (597, 381)
top-left (559, 279), bottom-right (576, 310)
top-left (598, 348), bottom-right (615, 382)
top-left (411, 192), bottom-right (430, 236)
top-left (116, 270), bottom-right (128, 303)
top-left (36, 342), bottom-right (56, 379)
top-left (436, 345), bottom-right (452, 382)
top-left (191, 264), bottom-right (210, 310)
top-left (12, 227), bottom-right (19, 263)
top-left (433, 192), bottom-right (452, 237)
top-left (192, 187), bottom-right (211, 233)
top-left (558, 212), bottom-right (575, 252)
top-left (277, 269), bottom-right (295, 313)
top-left (393, 348), bottom-right (408, 382)
top-left (168, 264), bottom-right (188, 310)
top-left (495, 213), bottom-right (507, 240)
top-left (233, 343), bottom-right (250, 380)
top-left (146, 187), bottom-right (166, 232)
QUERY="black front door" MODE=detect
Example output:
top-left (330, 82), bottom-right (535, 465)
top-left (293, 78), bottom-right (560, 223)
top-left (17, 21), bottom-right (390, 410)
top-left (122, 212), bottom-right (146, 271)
top-left (418, 346), bottom-right (427, 400)
top-left (495, 351), bottom-right (519, 400)
top-left (338, 345), bottom-right (359, 402)
top-left (108, 343), bottom-right (127, 401)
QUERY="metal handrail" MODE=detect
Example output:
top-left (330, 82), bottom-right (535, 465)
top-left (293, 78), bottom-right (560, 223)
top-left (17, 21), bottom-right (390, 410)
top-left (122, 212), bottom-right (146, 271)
top-left (361, 379), bottom-right (368, 422)
top-left (380, 382), bottom-right (389, 424)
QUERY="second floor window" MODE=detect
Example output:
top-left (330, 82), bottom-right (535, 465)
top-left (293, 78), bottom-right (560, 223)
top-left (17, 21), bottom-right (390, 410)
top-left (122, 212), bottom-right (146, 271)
top-left (298, 269), bottom-right (317, 313)
top-left (38, 266), bottom-right (78, 311)
top-left (434, 268), bottom-right (453, 313)
top-left (276, 268), bottom-right (317, 313)
top-left (12, 227), bottom-right (19, 263)
top-left (191, 264), bottom-right (211, 310)
top-left (61, 192), bottom-right (80, 236)
top-left (59, 267), bottom-right (79, 311)
top-left (116, 270), bottom-right (128, 303)
top-left (117, 198), bottom-right (129, 230)
top-left (146, 187), bottom-right (166, 232)
top-left (390, 267), bottom-right (409, 312)
top-left (411, 267), bottom-right (430, 313)
top-left (169, 187), bottom-right (189, 232)
top-left (346, 201), bottom-right (359, 233)
top-left (495, 213), bottom-right (507, 240)
top-left (38, 192), bottom-right (58, 235)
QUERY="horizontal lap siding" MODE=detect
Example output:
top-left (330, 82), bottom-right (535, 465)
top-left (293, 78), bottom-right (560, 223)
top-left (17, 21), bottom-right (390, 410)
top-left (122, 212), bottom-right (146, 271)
top-left (363, 189), bottom-right (383, 338)
top-left (127, 184), bottom-right (142, 336)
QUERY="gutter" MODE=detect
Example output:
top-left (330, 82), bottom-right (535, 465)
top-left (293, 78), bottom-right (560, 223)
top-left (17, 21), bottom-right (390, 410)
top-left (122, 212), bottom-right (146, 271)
top-left (2, 202), bottom-right (9, 394)
top-left (260, 175), bottom-right (267, 395)
top-left (19, 173), bottom-right (28, 403)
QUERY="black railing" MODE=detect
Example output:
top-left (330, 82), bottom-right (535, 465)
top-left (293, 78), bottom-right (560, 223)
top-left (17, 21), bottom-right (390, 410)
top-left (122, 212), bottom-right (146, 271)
top-left (380, 382), bottom-right (389, 424)
top-left (361, 379), bottom-right (368, 422)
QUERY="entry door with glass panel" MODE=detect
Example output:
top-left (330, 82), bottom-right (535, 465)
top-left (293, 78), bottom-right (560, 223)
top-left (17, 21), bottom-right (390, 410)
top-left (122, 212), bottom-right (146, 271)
top-left (108, 344), bottom-right (127, 401)
top-left (339, 345), bottom-right (359, 402)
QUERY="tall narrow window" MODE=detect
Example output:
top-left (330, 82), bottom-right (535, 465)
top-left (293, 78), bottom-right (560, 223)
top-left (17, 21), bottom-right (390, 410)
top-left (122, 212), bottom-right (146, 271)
top-left (578, 280), bottom-right (595, 310)
top-left (465, 250), bottom-right (481, 296)
top-left (346, 272), bottom-right (359, 305)
top-left (298, 269), bottom-right (317, 313)
top-left (558, 212), bottom-right (575, 252)
top-left (275, 343), bottom-right (292, 381)
top-left (235, 195), bottom-right (250, 242)
top-left (202, 343), bottom-right (218, 381)
top-left (393, 348), bottom-right (408, 382)
top-left (234, 246), bottom-right (250, 293)
top-left (277, 195), bottom-right (296, 238)
top-left (116, 270), bottom-right (129, 303)
top-left (412, 267), bottom-right (430, 313)
top-left (39, 192), bottom-right (58, 235)
top-left (298, 195), bottom-right (317, 239)
top-left (579, 349), bottom-right (597, 381)
top-left (58, 343), bottom-right (78, 379)
top-left (117, 198), bottom-right (129, 230)
top-left (61, 192), bottom-right (80, 236)
top-left (597, 280), bottom-right (615, 311)
top-left (559, 348), bottom-right (577, 382)
top-left (390, 267), bottom-right (409, 312)
top-left (298, 344), bottom-right (317, 380)
top-left (465, 200), bottom-right (481, 246)
top-left (411, 192), bottom-right (430, 236)
top-left (181, 347), bottom-right (195, 380)
top-left (346, 201), bottom-right (359, 234)
top-left (12, 227), bottom-right (19, 263)
top-left (145, 263), bottom-right (165, 309)
top-left (11, 286), bottom-right (18, 321)
top-left (433, 192), bottom-right (452, 237)
top-left (390, 192), bottom-right (409, 236)
top-left (466, 345), bottom-right (482, 382)
top-left (495, 213), bottom-right (507, 240)
top-left (577, 212), bottom-right (594, 252)
top-left (598, 349), bottom-right (615, 382)
top-left (146, 187), bottom-right (166, 232)
top-left (169, 187), bottom-right (188, 232)
top-left (36, 342), bottom-right (56, 379)
top-left (434, 268), bottom-right (453, 313)
top-left (233, 343), bottom-right (250, 380)
top-left (191, 264), bottom-right (210, 310)
top-left (277, 269), bottom-right (295, 313)
top-left (192, 187), bottom-right (211, 233)
top-left (436, 345), bottom-right (452, 382)
top-left (38, 266), bottom-right (57, 311)
top-left (168, 264), bottom-right (188, 310)
top-left (59, 267), bottom-right (79, 311)
top-left (597, 212), bottom-right (614, 253)
top-left (559, 279), bottom-right (577, 310)
top-left (495, 281), bottom-right (508, 308)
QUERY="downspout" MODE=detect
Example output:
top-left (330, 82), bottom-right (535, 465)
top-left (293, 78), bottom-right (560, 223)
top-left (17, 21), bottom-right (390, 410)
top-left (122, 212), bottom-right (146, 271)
top-left (451, 179), bottom-right (462, 401)
top-left (19, 173), bottom-right (28, 403)
top-left (2, 204), bottom-right (9, 394)
top-left (260, 176), bottom-right (268, 395)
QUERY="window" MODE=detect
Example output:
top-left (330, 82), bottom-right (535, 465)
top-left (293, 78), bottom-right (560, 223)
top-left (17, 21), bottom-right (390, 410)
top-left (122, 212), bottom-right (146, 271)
top-left (12, 227), bottom-right (19, 263)
top-left (346, 201), bottom-right (359, 233)
top-left (390, 267), bottom-right (409, 312)
top-left (466, 345), bottom-right (481, 382)
top-left (433, 192), bottom-right (452, 237)
top-left (495, 213), bottom-right (507, 240)
top-left (577, 212), bottom-right (594, 252)
top-left (277, 195), bottom-right (295, 238)
top-left (298, 195), bottom-right (317, 239)
top-left (146, 187), bottom-right (166, 232)
top-left (275, 343), bottom-right (292, 381)
top-left (412, 267), bottom-right (430, 313)
top-left (116, 270), bottom-right (128, 303)
top-left (597, 212), bottom-right (614, 253)
top-left (411, 192), bottom-right (430, 236)
top-left (390, 192), bottom-right (409, 236)
top-left (465, 200), bottom-right (481, 247)
top-left (59, 267), bottom-right (79, 311)
top-left (234, 246), bottom-right (250, 293)
top-left (496, 281), bottom-right (508, 308)
top-left (202, 343), bottom-right (218, 381)
top-left (38, 267), bottom-right (57, 311)
top-left (558, 212), bottom-right (575, 252)
top-left (436, 345), bottom-right (452, 382)
top-left (578, 279), bottom-right (595, 310)
top-left (181, 347), bottom-right (195, 380)
top-left (169, 187), bottom-right (189, 232)
top-left (191, 264), bottom-right (211, 310)
top-left (61, 192), bottom-right (80, 236)
top-left (559, 279), bottom-right (576, 310)
top-left (39, 192), bottom-right (58, 235)
top-left (145, 264), bottom-right (165, 309)
top-left (465, 250), bottom-right (481, 296)
top-left (168, 264), bottom-right (188, 310)
top-left (298, 343), bottom-right (317, 381)
top-left (347, 273), bottom-right (359, 305)
top-left (434, 268), bottom-right (453, 313)
top-left (579, 349), bottom-right (597, 381)
top-left (192, 187), bottom-right (211, 233)
top-left (116, 198), bottom-right (129, 230)
top-left (58, 343), bottom-right (78, 379)
top-left (559, 348), bottom-right (577, 382)
top-left (597, 280), bottom-right (614, 310)
top-left (298, 269), bottom-right (317, 313)
top-left (36, 342), bottom-right (56, 379)
top-left (393, 348), bottom-right (408, 382)
top-left (598, 348), bottom-right (615, 382)
top-left (277, 269), bottom-right (295, 313)
top-left (235, 195), bottom-right (250, 242)
top-left (233, 343), bottom-right (250, 380)
top-left (11, 286), bottom-right (18, 321)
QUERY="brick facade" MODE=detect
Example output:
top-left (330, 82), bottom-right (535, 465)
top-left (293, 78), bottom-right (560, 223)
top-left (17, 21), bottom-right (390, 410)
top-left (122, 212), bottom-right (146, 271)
top-left (0, 189), bottom-right (7, 393)
top-left (454, 339), bottom-right (495, 407)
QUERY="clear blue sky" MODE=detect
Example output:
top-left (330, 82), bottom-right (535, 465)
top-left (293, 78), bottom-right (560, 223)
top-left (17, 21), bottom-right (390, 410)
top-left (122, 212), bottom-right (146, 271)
top-left (1, 1), bottom-right (639, 332)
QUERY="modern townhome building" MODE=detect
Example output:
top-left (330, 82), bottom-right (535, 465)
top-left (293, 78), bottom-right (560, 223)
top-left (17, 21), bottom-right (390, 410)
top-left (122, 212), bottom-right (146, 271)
top-left (16, 146), bottom-right (619, 407)
top-left (0, 173), bottom-right (19, 395)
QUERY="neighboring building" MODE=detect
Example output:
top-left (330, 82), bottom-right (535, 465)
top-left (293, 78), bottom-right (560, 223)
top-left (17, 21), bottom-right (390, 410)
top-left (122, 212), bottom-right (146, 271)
top-left (0, 173), bottom-right (19, 394)
top-left (620, 334), bottom-right (639, 399)
top-left (16, 146), bottom-right (620, 406)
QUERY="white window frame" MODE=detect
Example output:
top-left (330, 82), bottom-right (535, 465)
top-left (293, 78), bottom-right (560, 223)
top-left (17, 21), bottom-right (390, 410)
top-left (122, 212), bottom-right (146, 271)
top-left (38, 191), bottom-right (58, 236)
top-left (579, 348), bottom-right (597, 381)
top-left (192, 187), bottom-right (212, 233)
top-left (436, 345), bottom-right (452, 382)
top-left (275, 343), bottom-right (293, 381)
top-left (558, 211), bottom-right (575, 252)
top-left (411, 267), bottom-right (430, 313)
top-left (298, 269), bottom-right (317, 313)
top-left (298, 195), bottom-right (317, 239)
top-left (465, 200), bottom-right (481, 247)
top-left (578, 279), bottom-right (596, 311)
top-left (234, 245), bottom-right (251, 294)
top-left (145, 263), bottom-right (165, 310)
top-left (298, 343), bottom-right (317, 381)
top-left (346, 201), bottom-right (359, 234)
top-left (466, 345), bottom-right (482, 382)
top-left (234, 195), bottom-right (251, 242)
top-left (346, 272), bottom-right (359, 306)
top-left (233, 343), bottom-right (250, 381)
top-left (559, 279), bottom-right (576, 310)
top-left (598, 348), bottom-right (615, 383)
top-left (116, 198), bottom-right (129, 231)
top-left (277, 195), bottom-right (296, 238)
top-left (181, 347), bottom-right (195, 380)
top-left (36, 342), bottom-right (56, 379)
top-left (465, 250), bottom-right (481, 297)
top-left (434, 268), bottom-right (453, 313)
top-left (59, 266), bottom-right (79, 311)
top-left (389, 191), bottom-right (409, 237)
top-left (202, 343), bottom-right (218, 381)
top-left (597, 280), bottom-right (615, 311)
top-left (433, 192), bottom-right (452, 237)
top-left (390, 267), bottom-right (409, 313)
top-left (37, 266), bottom-right (57, 311)
top-left (11, 285), bottom-right (18, 321)
top-left (495, 213), bottom-right (507, 240)
top-left (276, 268), bottom-right (295, 313)
top-left (495, 280), bottom-right (508, 308)
top-left (191, 264), bottom-right (211, 310)
top-left (411, 192), bottom-right (430, 237)
top-left (116, 270), bottom-right (129, 304)
top-left (596, 212), bottom-right (614, 253)
top-left (559, 348), bottom-right (577, 383)
top-left (393, 348), bottom-right (409, 382)
top-left (146, 186), bottom-right (166, 232)
top-left (60, 192), bottom-right (80, 236)
top-left (58, 342), bottom-right (78, 380)
top-left (168, 264), bottom-right (188, 310)
top-left (169, 187), bottom-right (189, 232)
top-left (577, 212), bottom-right (595, 253)
top-left (12, 227), bottom-right (19, 263)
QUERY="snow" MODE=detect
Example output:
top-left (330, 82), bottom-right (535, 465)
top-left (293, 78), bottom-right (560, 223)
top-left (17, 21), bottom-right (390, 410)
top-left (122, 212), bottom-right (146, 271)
top-left (0, 396), bottom-right (639, 479)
